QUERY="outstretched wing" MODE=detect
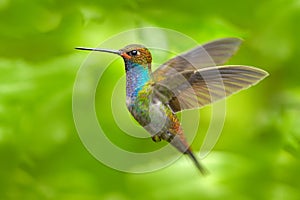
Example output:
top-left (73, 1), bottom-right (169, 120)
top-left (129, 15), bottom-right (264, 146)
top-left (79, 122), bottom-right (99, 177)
top-left (152, 38), bottom-right (242, 81)
top-left (153, 66), bottom-right (269, 113)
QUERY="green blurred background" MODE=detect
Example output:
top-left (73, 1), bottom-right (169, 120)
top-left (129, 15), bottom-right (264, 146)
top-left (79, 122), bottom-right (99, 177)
top-left (1, 0), bottom-right (300, 199)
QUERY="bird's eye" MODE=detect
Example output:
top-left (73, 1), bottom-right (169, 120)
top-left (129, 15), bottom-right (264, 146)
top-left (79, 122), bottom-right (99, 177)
top-left (128, 50), bottom-right (139, 56)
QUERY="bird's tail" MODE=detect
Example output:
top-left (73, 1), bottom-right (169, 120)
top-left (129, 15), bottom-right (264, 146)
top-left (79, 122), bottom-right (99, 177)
top-left (184, 148), bottom-right (208, 175)
top-left (169, 134), bottom-right (208, 175)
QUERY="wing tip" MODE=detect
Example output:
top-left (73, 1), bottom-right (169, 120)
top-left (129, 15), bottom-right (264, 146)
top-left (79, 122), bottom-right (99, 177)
top-left (210, 37), bottom-right (244, 46)
top-left (217, 65), bottom-right (269, 79)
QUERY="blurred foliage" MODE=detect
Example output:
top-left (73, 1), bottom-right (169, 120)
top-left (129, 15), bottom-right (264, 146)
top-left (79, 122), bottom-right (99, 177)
top-left (1, 0), bottom-right (300, 199)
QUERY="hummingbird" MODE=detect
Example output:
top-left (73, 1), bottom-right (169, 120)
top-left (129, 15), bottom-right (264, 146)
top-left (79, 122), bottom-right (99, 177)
top-left (76, 38), bottom-right (268, 174)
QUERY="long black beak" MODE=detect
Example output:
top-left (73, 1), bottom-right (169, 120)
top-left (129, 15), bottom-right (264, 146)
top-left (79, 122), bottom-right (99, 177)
top-left (75, 47), bottom-right (121, 55)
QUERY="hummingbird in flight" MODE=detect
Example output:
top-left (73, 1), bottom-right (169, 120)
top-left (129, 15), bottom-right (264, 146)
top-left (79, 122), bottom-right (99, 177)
top-left (76, 38), bottom-right (268, 174)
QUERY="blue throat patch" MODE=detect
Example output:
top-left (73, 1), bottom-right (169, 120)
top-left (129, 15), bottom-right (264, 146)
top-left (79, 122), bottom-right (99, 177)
top-left (125, 61), bottom-right (150, 100)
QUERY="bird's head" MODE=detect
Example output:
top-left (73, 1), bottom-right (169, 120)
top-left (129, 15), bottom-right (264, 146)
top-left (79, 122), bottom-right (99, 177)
top-left (119, 44), bottom-right (152, 66)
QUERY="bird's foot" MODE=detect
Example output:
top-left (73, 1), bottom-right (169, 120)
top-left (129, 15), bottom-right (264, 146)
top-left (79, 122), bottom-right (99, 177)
top-left (151, 135), bottom-right (161, 142)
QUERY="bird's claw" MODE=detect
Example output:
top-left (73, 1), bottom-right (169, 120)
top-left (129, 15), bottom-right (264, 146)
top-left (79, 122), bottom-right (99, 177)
top-left (151, 135), bottom-right (161, 142)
